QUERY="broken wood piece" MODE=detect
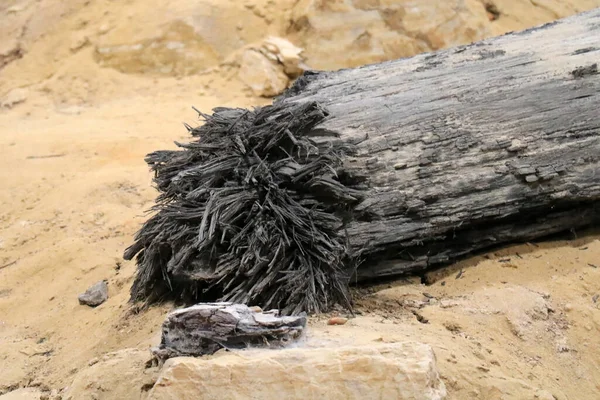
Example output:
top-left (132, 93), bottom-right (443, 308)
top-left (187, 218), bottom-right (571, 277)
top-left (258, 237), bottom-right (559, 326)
top-left (152, 303), bottom-right (307, 362)
top-left (126, 9), bottom-right (600, 314)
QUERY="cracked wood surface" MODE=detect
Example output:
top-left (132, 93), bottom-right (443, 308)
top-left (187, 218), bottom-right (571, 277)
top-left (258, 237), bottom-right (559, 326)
top-left (153, 303), bottom-right (307, 360)
top-left (278, 9), bottom-right (600, 280)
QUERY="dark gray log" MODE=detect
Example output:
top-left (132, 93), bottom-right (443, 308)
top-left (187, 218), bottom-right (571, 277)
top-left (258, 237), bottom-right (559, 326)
top-left (276, 9), bottom-right (600, 281)
top-left (126, 9), bottom-right (600, 314)
top-left (152, 303), bottom-right (307, 362)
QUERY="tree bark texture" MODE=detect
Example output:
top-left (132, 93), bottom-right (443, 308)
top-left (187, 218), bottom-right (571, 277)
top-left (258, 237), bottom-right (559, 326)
top-left (277, 9), bottom-right (600, 280)
top-left (125, 9), bottom-right (600, 313)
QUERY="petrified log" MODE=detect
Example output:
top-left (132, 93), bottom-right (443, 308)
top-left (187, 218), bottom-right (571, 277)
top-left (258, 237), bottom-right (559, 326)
top-left (152, 303), bottom-right (307, 362)
top-left (125, 9), bottom-right (600, 314)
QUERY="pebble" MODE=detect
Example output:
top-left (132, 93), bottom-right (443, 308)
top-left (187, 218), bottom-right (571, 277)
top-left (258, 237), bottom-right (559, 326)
top-left (78, 280), bottom-right (108, 307)
top-left (327, 317), bottom-right (348, 326)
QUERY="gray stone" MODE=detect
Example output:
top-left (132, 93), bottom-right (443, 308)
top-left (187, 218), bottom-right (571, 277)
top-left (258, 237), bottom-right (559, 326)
top-left (78, 280), bottom-right (108, 307)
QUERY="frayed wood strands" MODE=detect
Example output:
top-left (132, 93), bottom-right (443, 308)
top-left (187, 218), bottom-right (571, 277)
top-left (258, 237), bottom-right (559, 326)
top-left (124, 101), bottom-right (363, 315)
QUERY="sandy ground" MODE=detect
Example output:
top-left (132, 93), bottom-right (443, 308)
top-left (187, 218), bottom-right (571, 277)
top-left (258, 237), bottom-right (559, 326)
top-left (1, 1), bottom-right (600, 399)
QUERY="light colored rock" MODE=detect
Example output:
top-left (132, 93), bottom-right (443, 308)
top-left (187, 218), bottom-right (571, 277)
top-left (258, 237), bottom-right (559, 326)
top-left (93, 0), bottom-right (275, 76)
top-left (287, 0), bottom-right (492, 70)
top-left (238, 49), bottom-right (290, 97)
top-left (235, 36), bottom-right (306, 97)
top-left (480, 0), bottom-right (600, 36)
top-left (260, 36), bottom-right (305, 77)
top-left (63, 349), bottom-right (157, 400)
top-left (1, 88), bottom-right (28, 109)
top-left (286, 0), bottom-right (600, 71)
top-left (0, 388), bottom-right (42, 400)
top-left (95, 20), bottom-right (220, 76)
top-left (147, 343), bottom-right (446, 400)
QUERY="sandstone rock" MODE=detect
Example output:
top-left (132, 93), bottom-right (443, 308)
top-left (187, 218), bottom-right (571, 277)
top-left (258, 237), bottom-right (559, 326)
top-left (93, 0), bottom-right (274, 76)
top-left (327, 316), bottom-right (348, 325)
top-left (63, 349), bottom-right (157, 400)
top-left (95, 20), bottom-right (220, 76)
top-left (147, 343), bottom-right (446, 400)
top-left (286, 0), bottom-right (492, 70)
top-left (237, 36), bottom-right (306, 97)
top-left (286, 0), bottom-right (600, 70)
top-left (1, 88), bottom-right (28, 109)
top-left (0, 388), bottom-right (42, 400)
top-left (238, 48), bottom-right (290, 97)
top-left (480, 0), bottom-right (600, 36)
top-left (78, 280), bottom-right (108, 307)
top-left (260, 36), bottom-right (305, 77)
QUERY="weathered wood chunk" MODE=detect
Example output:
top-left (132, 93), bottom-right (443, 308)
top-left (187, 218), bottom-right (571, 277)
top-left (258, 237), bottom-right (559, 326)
top-left (152, 303), bottom-right (307, 362)
top-left (126, 9), bottom-right (600, 313)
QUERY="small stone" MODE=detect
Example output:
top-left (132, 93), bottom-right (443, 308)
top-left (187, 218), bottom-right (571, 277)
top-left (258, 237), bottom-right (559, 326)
top-left (69, 34), bottom-right (89, 52)
top-left (238, 49), bottom-right (289, 97)
top-left (327, 317), bottom-right (348, 325)
top-left (556, 341), bottom-right (570, 353)
top-left (564, 303), bottom-right (573, 312)
top-left (1, 88), bottom-right (28, 109)
top-left (249, 306), bottom-right (262, 313)
top-left (394, 162), bottom-right (407, 170)
top-left (534, 389), bottom-right (556, 400)
top-left (98, 24), bottom-right (111, 34)
top-left (78, 280), bottom-right (108, 307)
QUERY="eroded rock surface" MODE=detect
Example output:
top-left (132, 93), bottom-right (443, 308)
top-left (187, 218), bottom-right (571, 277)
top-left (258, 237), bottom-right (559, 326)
top-left (63, 349), bottom-right (157, 400)
top-left (148, 343), bottom-right (447, 400)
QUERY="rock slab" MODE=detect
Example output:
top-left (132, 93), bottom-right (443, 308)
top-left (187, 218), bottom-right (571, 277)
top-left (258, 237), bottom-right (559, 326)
top-left (63, 349), bottom-right (157, 400)
top-left (147, 342), bottom-right (446, 400)
top-left (78, 280), bottom-right (108, 307)
top-left (0, 389), bottom-right (42, 400)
